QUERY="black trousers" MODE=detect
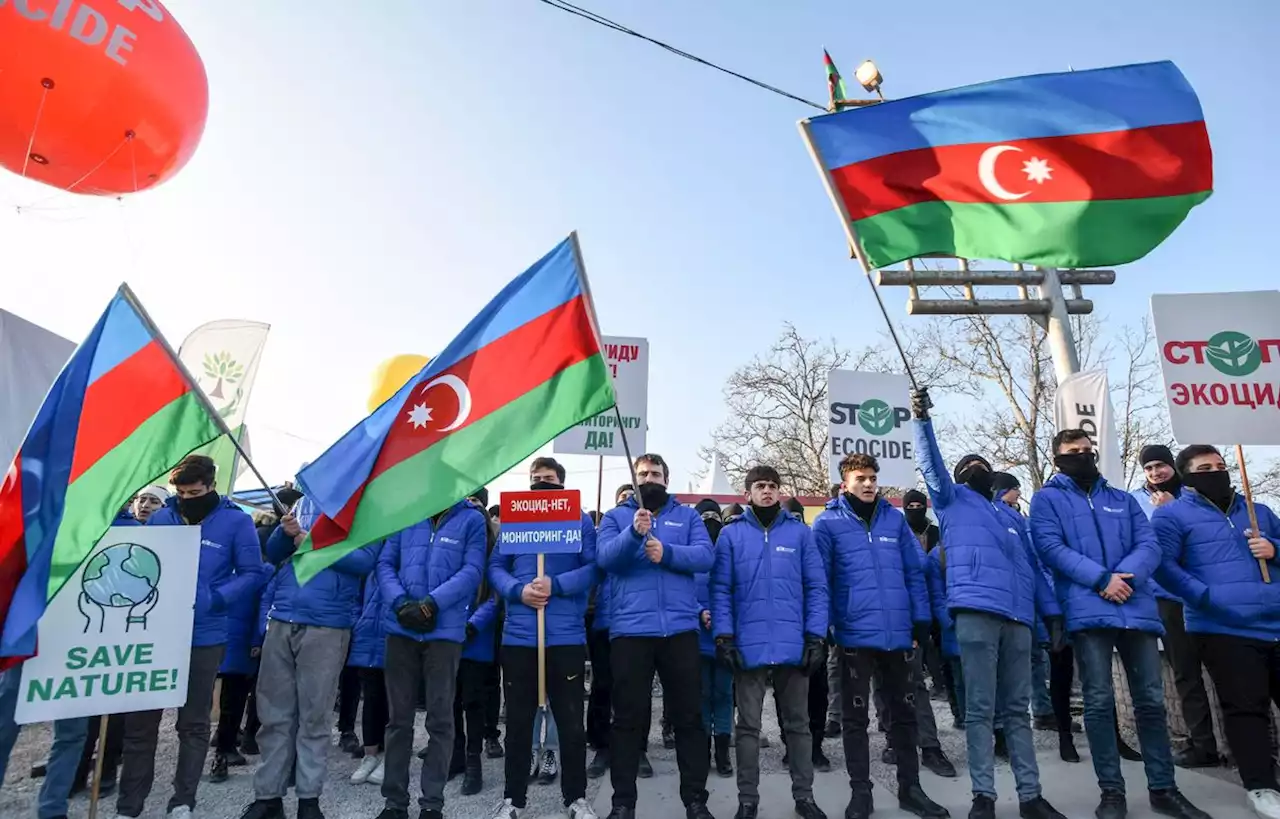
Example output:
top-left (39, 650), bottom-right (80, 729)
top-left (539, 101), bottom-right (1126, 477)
top-left (337, 665), bottom-right (361, 734)
top-left (215, 673), bottom-right (257, 753)
top-left (1197, 633), bottom-right (1280, 790)
top-left (502, 645), bottom-right (588, 808)
top-left (453, 659), bottom-right (493, 759)
top-left (484, 663), bottom-right (502, 741)
top-left (840, 647), bottom-right (918, 790)
top-left (1159, 599), bottom-right (1218, 753)
top-left (609, 631), bottom-right (708, 809)
top-left (1048, 646), bottom-right (1075, 735)
top-left (360, 668), bottom-right (388, 750)
top-left (77, 713), bottom-right (124, 786)
top-left (587, 628), bottom-right (613, 750)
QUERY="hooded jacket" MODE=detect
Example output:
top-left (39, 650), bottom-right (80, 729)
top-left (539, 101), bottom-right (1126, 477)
top-left (712, 508), bottom-right (828, 667)
top-left (913, 419), bottom-right (1057, 627)
top-left (814, 495), bottom-right (928, 651)
top-left (149, 495), bottom-right (266, 647)
top-left (488, 513), bottom-right (599, 647)
top-left (1029, 473), bottom-right (1164, 635)
top-left (1154, 490), bottom-right (1280, 642)
top-left (376, 499), bottom-right (488, 644)
top-left (596, 494), bottom-right (715, 639)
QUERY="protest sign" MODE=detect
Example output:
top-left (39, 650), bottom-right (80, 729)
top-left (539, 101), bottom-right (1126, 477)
top-left (16, 525), bottom-right (200, 724)
top-left (499, 490), bottom-right (584, 555)
top-left (1152, 291), bottom-right (1280, 445)
top-left (554, 336), bottom-right (648, 456)
top-left (827, 370), bottom-right (915, 488)
top-left (1054, 370), bottom-right (1123, 486)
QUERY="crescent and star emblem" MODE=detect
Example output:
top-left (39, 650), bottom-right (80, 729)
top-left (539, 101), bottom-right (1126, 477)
top-left (976, 145), bottom-right (1055, 201)
top-left (404, 374), bottom-right (473, 432)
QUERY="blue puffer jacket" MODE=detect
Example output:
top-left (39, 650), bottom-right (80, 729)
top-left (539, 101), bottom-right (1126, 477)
top-left (696, 571), bottom-right (715, 657)
top-left (925, 545), bottom-right (958, 658)
top-left (814, 496), bottom-right (927, 651)
top-left (597, 495), bottom-right (715, 639)
top-left (914, 420), bottom-right (1057, 628)
top-left (220, 569), bottom-right (272, 675)
top-left (1131, 487), bottom-right (1181, 602)
top-left (262, 498), bottom-right (379, 630)
top-left (463, 597), bottom-right (500, 662)
top-left (149, 496), bottom-right (266, 647)
top-left (489, 513), bottom-right (599, 647)
top-left (712, 509), bottom-right (828, 668)
top-left (348, 574), bottom-right (386, 669)
top-left (1154, 490), bottom-right (1280, 642)
top-left (113, 510), bottom-right (140, 526)
top-left (376, 500), bottom-right (487, 644)
top-left (1030, 474), bottom-right (1164, 635)
top-left (591, 577), bottom-right (611, 633)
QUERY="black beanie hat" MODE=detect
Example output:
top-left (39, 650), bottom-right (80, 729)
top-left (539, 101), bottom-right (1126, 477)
top-left (991, 472), bottom-right (1021, 494)
top-left (1139, 444), bottom-right (1175, 468)
top-left (903, 489), bottom-right (928, 508)
top-left (783, 498), bottom-right (805, 516)
top-left (724, 502), bottom-right (744, 519)
top-left (694, 498), bottom-right (722, 518)
top-left (470, 487), bottom-right (490, 508)
top-left (953, 454), bottom-right (992, 484)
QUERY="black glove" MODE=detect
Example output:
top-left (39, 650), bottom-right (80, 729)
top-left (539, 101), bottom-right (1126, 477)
top-left (911, 623), bottom-right (931, 648)
top-left (1044, 615), bottom-right (1067, 654)
top-left (715, 636), bottom-right (745, 674)
top-left (910, 387), bottom-right (933, 420)
top-left (800, 636), bottom-right (825, 676)
top-left (421, 595), bottom-right (439, 633)
top-left (395, 599), bottom-right (432, 633)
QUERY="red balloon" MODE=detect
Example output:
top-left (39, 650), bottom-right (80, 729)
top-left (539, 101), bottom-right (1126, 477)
top-left (0, 0), bottom-right (208, 196)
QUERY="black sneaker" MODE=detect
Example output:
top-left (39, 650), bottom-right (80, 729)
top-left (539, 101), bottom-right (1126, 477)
top-left (1033, 714), bottom-right (1058, 731)
top-left (209, 753), bottom-right (229, 784)
top-left (812, 746), bottom-right (832, 773)
top-left (1149, 788), bottom-right (1211, 819)
top-left (1059, 734), bottom-right (1080, 763)
top-left (1172, 747), bottom-right (1220, 769)
top-left (638, 753), bottom-right (654, 778)
top-left (686, 801), bottom-right (715, 819)
top-left (339, 731), bottom-right (361, 755)
top-left (417, 745), bottom-right (429, 760)
top-left (824, 719), bottom-right (841, 738)
top-left (881, 746), bottom-right (896, 765)
top-left (899, 783), bottom-right (949, 818)
top-left (239, 799), bottom-right (286, 819)
top-left (845, 790), bottom-right (873, 819)
top-left (240, 735), bottom-right (260, 755)
top-left (225, 749), bottom-right (249, 767)
top-left (588, 749), bottom-right (610, 779)
top-left (1095, 790), bottom-right (1127, 819)
top-left (373, 810), bottom-right (408, 819)
top-left (734, 804), bottom-right (758, 819)
top-left (1019, 796), bottom-right (1067, 819)
top-left (485, 737), bottom-right (505, 759)
top-left (969, 796), bottom-right (995, 819)
top-left (921, 747), bottom-right (957, 778)
top-left (297, 797), bottom-right (324, 819)
top-left (419, 810), bottom-right (444, 819)
top-left (796, 799), bottom-right (828, 819)
top-left (460, 754), bottom-right (483, 796)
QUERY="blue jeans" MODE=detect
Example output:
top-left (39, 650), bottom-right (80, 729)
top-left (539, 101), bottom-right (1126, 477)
top-left (700, 657), bottom-right (733, 735)
top-left (955, 612), bottom-right (1040, 802)
top-left (1073, 629), bottom-right (1175, 792)
top-left (532, 708), bottom-right (559, 752)
top-left (1030, 647), bottom-right (1053, 718)
top-left (0, 668), bottom-right (91, 818)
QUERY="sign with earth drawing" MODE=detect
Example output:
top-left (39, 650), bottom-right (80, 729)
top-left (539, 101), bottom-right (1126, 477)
top-left (16, 525), bottom-right (201, 724)
top-left (827, 370), bottom-right (915, 488)
top-left (1151, 291), bottom-right (1280, 446)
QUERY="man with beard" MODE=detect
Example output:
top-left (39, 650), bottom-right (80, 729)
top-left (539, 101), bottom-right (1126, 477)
top-left (1030, 431), bottom-right (1208, 819)
top-left (597, 454), bottom-right (715, 819)
top-left (1155, 445), bottom-right (1280, 819)
top-left (911, 389), bottom-right (1065, 819)
top-left (815, 454), bottom-right (947, 819)
top-left (1132, 445), bottom-right (1221, 769)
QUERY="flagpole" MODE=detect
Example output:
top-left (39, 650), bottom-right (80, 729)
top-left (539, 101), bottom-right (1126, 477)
top-left (118, 284), bottom-right (282, 510)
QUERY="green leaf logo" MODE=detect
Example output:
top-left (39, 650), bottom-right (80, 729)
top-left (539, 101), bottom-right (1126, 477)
top-left (1205, 331), bottom-right (1262, 377)
top-left (857, 399), bottom-right (895, 436)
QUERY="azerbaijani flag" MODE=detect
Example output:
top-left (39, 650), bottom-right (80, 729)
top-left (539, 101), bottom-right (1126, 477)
top-left (0, 287), bottom-right (223, 665)
top-left (800, 60), bottom-right (1213, 269)
top-left (823, 49), bottom-right (849, 107)
top-left (292, 233), bottom-right (615, 584)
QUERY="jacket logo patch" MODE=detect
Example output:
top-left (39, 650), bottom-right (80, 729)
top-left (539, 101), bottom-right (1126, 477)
top-left (775, 546), bottom-right (796, 553)
top-left (663, 521), bottom-right (684, 528)
top-left (439, 536), bottom-right (459, 544)
top-left (877, 536), bottom-right (895, 543)
top-left (201, 539), bottom-right (224, 550)
top-left (1007, 528), bottom-right (1018, 535)
top-left (1103, 506), bottom-right (1124, 513)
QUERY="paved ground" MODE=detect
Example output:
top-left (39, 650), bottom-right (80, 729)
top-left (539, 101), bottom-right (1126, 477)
top-left (0, 691), bottom-right (1254, 818)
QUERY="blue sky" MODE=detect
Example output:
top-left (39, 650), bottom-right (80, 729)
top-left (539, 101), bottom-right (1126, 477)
top-left (0, 0), bottom-right (1274, 505)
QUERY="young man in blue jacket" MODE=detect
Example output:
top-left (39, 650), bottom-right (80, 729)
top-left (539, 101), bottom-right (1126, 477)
top-left (910, 388), bottom-right (1065, 819)
top-left (815, 452), bottom-right (947, 819)
top-left (597, 453), bottom-right (715, 819)
top-left (237, 494), bottom-right (380, 819)
top-left (114, 455), bottom-right (265, 819)
top-left (1155, 445), bottom-right (1280, 819)
top-left (712, 466), bottom-right (828, 819)
top-left (375, 497), bottom-right (488, 819)
top-left (1029, 430), bottom-right (1208, 819)
top-left (486, 457), bottom-right (598, 819)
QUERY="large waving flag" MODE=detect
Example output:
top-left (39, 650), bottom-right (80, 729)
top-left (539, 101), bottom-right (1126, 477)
top-left (293, 233), bottom-right (615, 584)
top-left (799, 60), bottom-right (1212, 269)
top-left (0, 287), bottom-right (224, 666)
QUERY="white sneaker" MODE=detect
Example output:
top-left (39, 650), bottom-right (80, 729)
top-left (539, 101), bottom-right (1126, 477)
top-left (567, 797), bottom-right (598, 819)
top-left (1250, 789), bottom-right (1280, 819)
top-left (490, 797), bottom-right (520, 818)
top-left (168, 808), bottom-right (193, 818)
top-left (368, 757), bottom-right (385, 786)
top-left (351, 754), bottom-right (381, 784)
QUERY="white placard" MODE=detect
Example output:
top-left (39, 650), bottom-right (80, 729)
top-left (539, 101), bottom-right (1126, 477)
top-left (1152, 291), bottom-right (1280, 446)
top-left (827, 370), bottom-right (915, 488)
top-left (554, 336), bottom-right (649, 457)
top-left (1054, 370), bottom-right (1123, 486)
top-left (16, 526), bottom-right (201, 724)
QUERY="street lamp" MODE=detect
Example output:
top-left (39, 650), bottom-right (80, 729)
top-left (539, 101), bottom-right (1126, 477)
top-left (855, 59), bottom-right (885, 100)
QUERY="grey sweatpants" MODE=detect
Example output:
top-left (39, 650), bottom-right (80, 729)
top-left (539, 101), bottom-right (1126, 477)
top-left (873, 648), bottom-right (940, 750)
top-left (383, 634), bottom-right (462, 812)
top-left (736, 666), bottom-right (814, 805)
top-left (253, 621), bottom-right (351, 800)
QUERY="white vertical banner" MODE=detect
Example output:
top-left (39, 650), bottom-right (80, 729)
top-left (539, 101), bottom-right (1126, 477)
top-left (1053, 370), bottom-right (1123, 486)
top-left (0, 310), bottom-right (74, 467)
top-left (554, 336), bottom-right (648, 457)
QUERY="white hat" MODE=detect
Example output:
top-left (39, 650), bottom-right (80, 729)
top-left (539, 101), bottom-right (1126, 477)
top-left (136, 485), bottom-right (170, 503)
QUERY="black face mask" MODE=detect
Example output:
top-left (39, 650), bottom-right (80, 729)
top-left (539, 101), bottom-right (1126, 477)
top-left (703, 518), bottom-right (723, 543)
top-left (178, 492), bottom-right (219, 524)
top-left (958, 466), bottom-right (995, 500)
top-left (1183, 470), bottom-right (1234, 511)
top-left (637, 483), bottom-right (668, 512)
top-left (843, 492), bottom-right (877, 523)
top-left (1055, 452), bottom-right (1100, 485)
top-left (751, 502), bottom-right (780, 529)
top-left (530, 481), bottom-right (561, 491)
top-left (1152, 473), bottom-right (1182, 495)
top-left (904, 507), bottom-right (929, 533)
